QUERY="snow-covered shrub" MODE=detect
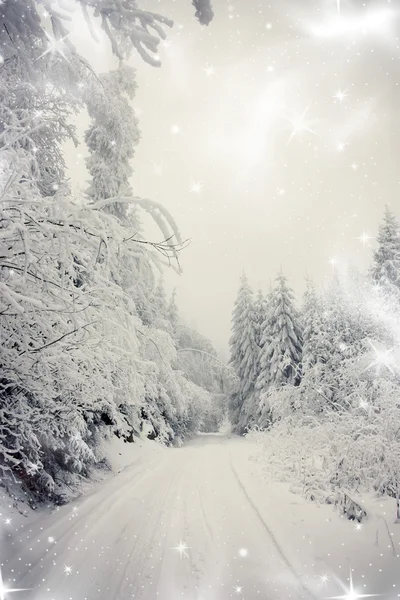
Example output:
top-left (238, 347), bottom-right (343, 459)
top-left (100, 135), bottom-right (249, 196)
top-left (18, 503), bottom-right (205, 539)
top-left (250, 348), bottom-right (400, 503)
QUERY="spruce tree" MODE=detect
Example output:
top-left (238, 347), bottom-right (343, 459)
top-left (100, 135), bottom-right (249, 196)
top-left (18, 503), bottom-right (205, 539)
top-left (154, 276), bottom-right (168, 318)
top-left (255, 290), bottom-right (273, 393)
top-left (302, 278), bottom-right (330, 371)
top-left (229, 274), bottom-right (259, 399)
top-left (371, 206), bottom-right (400, 296)
top-left (260, 272), bottom-right (303, 387)
top-left (167, 289), bottom-right (179, 332)
top-left (254, 289), bottom-right (267, 348)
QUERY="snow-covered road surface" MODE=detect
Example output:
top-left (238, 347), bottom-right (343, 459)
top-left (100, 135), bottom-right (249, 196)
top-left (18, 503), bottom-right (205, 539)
top-left (3, 434), bottom-right (318, 600)
top-left (3, 433), bottom-right (400, 600)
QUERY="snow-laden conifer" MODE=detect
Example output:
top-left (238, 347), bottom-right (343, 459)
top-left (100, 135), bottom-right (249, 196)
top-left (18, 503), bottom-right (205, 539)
top-left (229, 274), bottom-right (259, 398)
top-left (259, 272), bottom-right (302, 388)
top-left (371, 206), bottom-right (400, 297)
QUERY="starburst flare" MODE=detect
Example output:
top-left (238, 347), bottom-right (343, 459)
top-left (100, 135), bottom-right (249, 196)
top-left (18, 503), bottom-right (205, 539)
top-left (0, 567), bottom-right (28, 600)
top-left (172, 540), bottom-right (190, 559)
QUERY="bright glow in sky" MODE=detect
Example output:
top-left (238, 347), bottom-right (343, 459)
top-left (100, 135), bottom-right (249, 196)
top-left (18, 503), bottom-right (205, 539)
top-left (67, 0), bottom-right (400, 355)
top-left (306, 8), bottom-right (396, 39)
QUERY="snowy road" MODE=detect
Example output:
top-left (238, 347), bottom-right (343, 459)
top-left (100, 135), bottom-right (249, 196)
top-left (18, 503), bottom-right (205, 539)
top-left (4, 435), bottom-right (321, 600)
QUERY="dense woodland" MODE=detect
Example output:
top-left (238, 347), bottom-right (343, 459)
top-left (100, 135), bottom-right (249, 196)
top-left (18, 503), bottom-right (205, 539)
top-left (229, 207), bottom-right (400, 502)
top-left (1, 0), bottom-right (399, 512)
top-left (0, 0), bottom-right (224, 504)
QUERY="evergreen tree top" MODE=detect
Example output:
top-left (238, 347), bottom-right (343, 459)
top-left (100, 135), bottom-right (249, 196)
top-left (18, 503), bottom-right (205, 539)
top-left (371, 206), bottom-right (400, 291)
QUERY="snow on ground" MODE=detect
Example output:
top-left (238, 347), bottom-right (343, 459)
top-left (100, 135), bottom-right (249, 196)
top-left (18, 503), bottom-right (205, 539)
top-left (232, 437), bottom-right (400, 598)
top-left (1, 434), bottom-right (399, 600)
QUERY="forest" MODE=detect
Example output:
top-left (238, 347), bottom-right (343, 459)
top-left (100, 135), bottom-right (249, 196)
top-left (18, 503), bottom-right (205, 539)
top-left (229, 207), bottom-right (400, 506)
top-left (0, 0), bottom-right (224, 505)
top-left (1, 0), bottom-right (400, 518)
top-left (2, 2), bottom-right (400, 598)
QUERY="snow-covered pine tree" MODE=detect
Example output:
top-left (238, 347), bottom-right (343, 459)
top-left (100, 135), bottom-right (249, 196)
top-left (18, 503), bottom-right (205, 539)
top-left (371, 206), bottom-right (400, 298)
top-left (302, 278), bottom-right (330, 372)
top-left (153, 276), bottom-right (168, 318)
top-left (167, 289), bottom-right (179, 332)
top-left (321, 271), bottom-right (379, 362)
top-left (255, 288), bottom-right (274, 394)
top-left (229, 274), bottom-right (260, 426)
top-left (299, 270), bottom-right (388, 414)
top-left (254, 289), bottom-right (267, 348)
top-left (260, 272), bottom-right (303, 387)
top-left (236, 288), bottom-right (268, 431)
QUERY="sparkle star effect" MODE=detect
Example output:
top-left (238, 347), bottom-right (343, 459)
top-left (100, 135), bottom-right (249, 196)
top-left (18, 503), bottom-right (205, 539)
top-left (325, 570), bottom-right (379, 599)
top-left (286, 107), bottom-right (319, 146)
top-left (63, 565), bottom-right (72, 576)
top-left (364, 339), bottom-right (398, 375)
top-left (319, 574), bottom-right (330, 586)
top-left (0, 567), bottom-right (28, 600)
top-left (329, 257), bottom-right (339, 269)
top-left (172, 540), bottom-right (190, 559)
top-left (204, 64), bottom-right (215, 76)
top-left (38, 31), bottom-right (70, 62)
top-left (234, 585), bottom-right (243, 594)
top-left (334, 89), bottom-right (348, 104)
top-left (189, 182), bottom-right (204, 194)
top-left (26, 461), bottom-right (40, 476)
top-left (356, 231), bottom-right (373, 247)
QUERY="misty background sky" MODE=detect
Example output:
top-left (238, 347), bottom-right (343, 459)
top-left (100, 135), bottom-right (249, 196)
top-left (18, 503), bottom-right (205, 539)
top-left (67, 0), bottom-right (400, 357)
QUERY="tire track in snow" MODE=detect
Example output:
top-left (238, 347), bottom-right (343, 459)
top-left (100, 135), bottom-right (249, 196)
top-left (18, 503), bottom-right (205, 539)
top-left (5, 457), bottom-right (170, 596)
top-left (8, 457), bottom-right (165, 568)
top-left (229, 457), bottom-right (317, 600)
top-left (196, 483), bottom-right (214, 544)
top-left (113, 467), bottom-right (181, 600)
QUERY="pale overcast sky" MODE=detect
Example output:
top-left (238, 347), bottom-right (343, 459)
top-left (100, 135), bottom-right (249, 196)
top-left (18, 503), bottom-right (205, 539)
top-left (68, 0), bottom-right (400, 356)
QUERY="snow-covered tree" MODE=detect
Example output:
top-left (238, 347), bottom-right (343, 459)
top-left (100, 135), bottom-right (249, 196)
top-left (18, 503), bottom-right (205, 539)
top-left (153, 276), bottom-right (168, 317)
top-left (0, 0), bottom-right (214, 501)
top-left (321, 271), bottom-right (385, 364)
top-left (192, 0), bottom-right (215, 25)
top-left (371, 206), bottom-right (400, 298)
top-left (259, 272), bottom-right (302, 388)
top-left (301, 278), bottom-right (330, 372)
top-left (254, 289), bottom-right (267, 348)
top-left (85, 65), bottom-right (140, 222)
top-left (229, 274), bottom-right (261, 433)
top-left (167, 288), bottom-right (179, 332)
top-left (255, 289), bottom-right (274, 393)
top-left (229, 275), bottom-right (260, 393)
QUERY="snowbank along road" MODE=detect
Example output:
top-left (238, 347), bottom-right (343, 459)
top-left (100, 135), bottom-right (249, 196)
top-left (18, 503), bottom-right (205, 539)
top-left (3, 435), bottom-right (337, 600)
